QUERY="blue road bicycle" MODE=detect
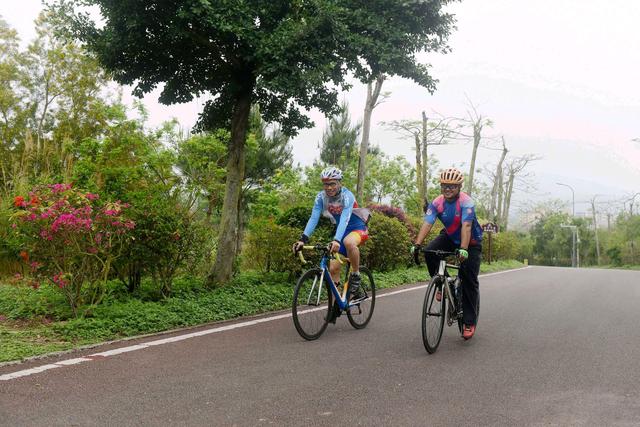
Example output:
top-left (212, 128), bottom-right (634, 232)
top-left (292, 244), bottom-right (376, 340)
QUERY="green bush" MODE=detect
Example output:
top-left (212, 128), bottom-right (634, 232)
top-left (115, 194), bottom-right (211, 296)
top-left (487, 231), bottom-right (532, 262)
top-left (369, 204), bottom-right (418, 239)
top-left (10, 184), bottom-right (135, 315)
top-left (406, 215), bottom-right (423, 241)
top-left (606, 246), bottom-right (623, 266)
top-left (0, 198), bottom-right (24, 277)
top-left (242, 218), bottom-right (302, 274)
top-left (361, 212), bottom-right (411, 272)
top-left (0, 282), bottom-right (73, 320)
top-left (276, 205), bottom-right (333, 232)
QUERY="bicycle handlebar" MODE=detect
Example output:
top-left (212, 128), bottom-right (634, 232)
top-left (296, 244), bottom-right (346, 265)
top-left (413, 247), bottom-right (458, 266)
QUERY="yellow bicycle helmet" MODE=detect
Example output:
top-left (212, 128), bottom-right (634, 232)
top-left (439, 168), bottom-right (464, 185)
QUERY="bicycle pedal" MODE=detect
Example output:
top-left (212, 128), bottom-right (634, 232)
top-left (349, 306), bottom-right (362, 315)
top-left (350, 295), bottom-right (367, 303)
top-left (326, 310), bottom-right (340, 324)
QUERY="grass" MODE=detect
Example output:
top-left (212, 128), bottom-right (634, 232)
top-left (0, 260), bottom-right (524, 364)
top-left (587, 264), bottom-right (640, 270)
top-left (0, 324), bottom-right (73, 362)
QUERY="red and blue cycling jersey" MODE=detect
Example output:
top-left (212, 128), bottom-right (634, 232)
top-left (424, 192), bottom-right (483, 246)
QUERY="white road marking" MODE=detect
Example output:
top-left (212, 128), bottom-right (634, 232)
top-left (375, 265), bottom-right (531, 297)
top-left (1, 266), bottom-right (530, 381)
top-left (0, 364), bottom-right (61, 380)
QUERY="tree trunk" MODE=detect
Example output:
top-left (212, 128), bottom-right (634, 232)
top-left (207, 87), bottom-right (253, 285)
top-left (490, 138), bottom-right (508, 222)
top-left (466, 123), bottom-right (481, 196)
top-left (421, 112), bottom-right (429, 202)
top-left (414, 133), bottom-right (424, 209)
top-left (356, 74), bottom-right (384, 202)
top-left (501, 172), bottom-right (515, 231)
top-left (496, 174), bottom-right (504, 224)
top-left (234, 189), bottom-right (246, 263)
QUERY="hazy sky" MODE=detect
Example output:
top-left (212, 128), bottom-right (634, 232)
top-left (2, 0), bottom-right (639, 222)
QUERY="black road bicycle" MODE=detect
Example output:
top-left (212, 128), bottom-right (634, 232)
top-left (415, 248), bottom-right (479, 353)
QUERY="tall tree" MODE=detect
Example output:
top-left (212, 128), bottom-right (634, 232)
top-left (462, 100), bottom-right (492, 196)
top-left (383, 119), bottom-right (424, 204)
top-left (365, 154), bottom-right (415, 207)
top-left (626, 192), bottom-right (640, 216)
top-left (384, 113), bottom-right (458, 209)
top-left (54, 0), bottom-right (457, 284)
top-left (0, 18), bottom-right (26, 192)
top-left (319, 101), bottom-right (360, 170)
top-left (356, 74), bottom-right (385, 202)
top-left (420, 112), bottom-right (461, 201)
top-left (500, 154), bottom-right (540, 230)
top-left (0, 12), bottom-right (115, 192)
top-left (175, 130), bottom-right (229, 223)
top-left (489, 137), bottom-right (508, 223)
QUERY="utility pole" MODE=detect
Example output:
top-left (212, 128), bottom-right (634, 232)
top-left (590, 196), bottom-right (601, 265)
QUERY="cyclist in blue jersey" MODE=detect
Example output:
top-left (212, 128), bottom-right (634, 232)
top-left (293, 166), bottom-right (370, 300)
top-left (413, 168), bottom-right (483, 340)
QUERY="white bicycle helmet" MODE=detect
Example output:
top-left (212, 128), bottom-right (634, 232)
top-left (320, 166), bottom-right (343, 181)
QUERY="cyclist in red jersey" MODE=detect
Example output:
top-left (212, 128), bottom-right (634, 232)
top-left (412, 168), bottom-right (483, 340)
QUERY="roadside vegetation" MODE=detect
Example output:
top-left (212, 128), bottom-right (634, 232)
top-left (0, 9), bottom-right (637, 364)
top-left (0, 260), bottom-right (523, 363)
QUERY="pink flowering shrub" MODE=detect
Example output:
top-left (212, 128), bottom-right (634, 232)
top-left (367, 204), bottom-right (417, 237)
top-left (11, 184), bottom-right (135, 315)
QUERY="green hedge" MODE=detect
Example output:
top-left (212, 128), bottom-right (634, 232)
top-left (361, 212), bottom-right (412, 271)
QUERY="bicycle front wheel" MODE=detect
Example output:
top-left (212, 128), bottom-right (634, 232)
top-left (422, 276), bottom-right (445, 354)
top-left (292, 268), bottom-right (333, 340)
top-left (346, 267), bottom-right (376, 329)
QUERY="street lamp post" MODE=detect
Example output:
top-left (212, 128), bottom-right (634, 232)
top-left (557, 182), bottom-right (578, 267)
top-left (556, 182), bottom-right (575, 217)
top-left (576, 227), bottom-right (580, 267)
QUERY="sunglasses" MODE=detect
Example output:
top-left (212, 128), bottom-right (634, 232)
top-left (440, 184), bottom-right (459, 190)
top-left (322, 181), bottom-right (339, 188)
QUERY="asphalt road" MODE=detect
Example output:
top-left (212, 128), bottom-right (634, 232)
top-left (1, 266), bottom-right (640, 426)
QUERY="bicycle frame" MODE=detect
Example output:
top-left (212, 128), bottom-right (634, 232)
top-left (436, 259), bottom-right (460, 324)
top-left (418, 249), bottom-right (461, 321)
top-left (299, 246), bottom-right (364, 311)
top-left (320, 253), bottom-right (359, 311)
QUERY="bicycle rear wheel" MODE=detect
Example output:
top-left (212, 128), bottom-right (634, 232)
top-left (346, 267), bottom-right (375, 329)
top-left (458, 285), bottom-right (480, 335)
top-left (422, 276), bottom-right (445, 354)
top-left (292, 268), bottom-right (333, 340)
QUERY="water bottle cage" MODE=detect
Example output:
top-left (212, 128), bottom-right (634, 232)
top-left (449, 277), bottom-right (462, 317)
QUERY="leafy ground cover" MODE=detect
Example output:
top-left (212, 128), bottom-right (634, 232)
top-left (0, 260), bottom-right (524, 363)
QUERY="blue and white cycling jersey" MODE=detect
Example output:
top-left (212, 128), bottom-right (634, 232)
top-left (303, 187), bottom-right (369, 242)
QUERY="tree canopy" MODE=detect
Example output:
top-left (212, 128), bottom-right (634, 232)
top-left (55, 0), bottom-right (456, 134)
top-left (52, 0), bottom-right (457, 283)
